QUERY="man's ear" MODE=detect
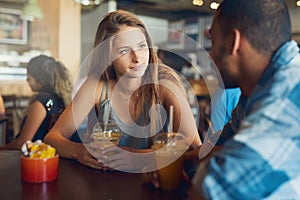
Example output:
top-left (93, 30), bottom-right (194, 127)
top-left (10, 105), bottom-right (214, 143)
top-left (230, 29), bottom-right (241, 55)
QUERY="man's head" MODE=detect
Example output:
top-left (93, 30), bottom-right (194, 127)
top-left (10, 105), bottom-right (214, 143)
top-left (217, 0), bottom-right (291, 54)
top-left (209, 0), bottom-right (291, 90)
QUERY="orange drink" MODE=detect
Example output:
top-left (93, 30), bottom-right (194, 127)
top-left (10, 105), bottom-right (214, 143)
top-left (152, 133), bottom-right (188, 190)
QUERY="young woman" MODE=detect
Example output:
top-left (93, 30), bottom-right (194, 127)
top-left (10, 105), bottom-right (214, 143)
top-left (0, 55), bottom-right (73, 150)
top-left (45, 10), bottom-right (201, 172)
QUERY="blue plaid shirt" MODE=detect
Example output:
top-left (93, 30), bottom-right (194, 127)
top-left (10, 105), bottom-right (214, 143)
top-left (193, 40), bottom-right (300, 199)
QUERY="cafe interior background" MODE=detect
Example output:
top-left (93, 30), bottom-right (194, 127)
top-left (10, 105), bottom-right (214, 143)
top-left (0, 0), bottom-right (299, 144)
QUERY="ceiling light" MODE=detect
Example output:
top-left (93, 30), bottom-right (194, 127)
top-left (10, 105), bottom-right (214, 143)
top-left (74, 0), bottom-right (101, 6)
top-left (296, 0), bottom-right (300, 7)
top-left (192, 0), bottom-right (204, 6)
top-left (20, 0), bottom-right (43, 21)
top-left (210, 2), bottom-right (220, 10)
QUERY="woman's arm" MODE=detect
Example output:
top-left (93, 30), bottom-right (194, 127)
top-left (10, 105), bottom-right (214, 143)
top-left (0, 100), bottom-right (46, 150)
top-left (44, 78), bottom-right (104, 169)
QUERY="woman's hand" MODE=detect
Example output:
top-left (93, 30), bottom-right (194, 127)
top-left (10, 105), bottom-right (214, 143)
top-left (92, 144), bottom-right (155, 172)
top-left (75, 143), bottom-right (104, 170)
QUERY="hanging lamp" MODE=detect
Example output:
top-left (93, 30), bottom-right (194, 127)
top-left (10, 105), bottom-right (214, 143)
top-left (20, 0), bottom-right (43, 21)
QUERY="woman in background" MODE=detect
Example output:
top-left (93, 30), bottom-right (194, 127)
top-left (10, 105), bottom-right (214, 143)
top-left (0, 55), bottom-right (73, 150)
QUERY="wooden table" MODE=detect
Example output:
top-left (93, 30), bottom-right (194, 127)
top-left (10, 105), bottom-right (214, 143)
top-left (0, 150), bottom-right (193, 200)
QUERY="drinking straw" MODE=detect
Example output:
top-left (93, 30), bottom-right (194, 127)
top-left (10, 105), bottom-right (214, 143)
top-left (168, 105), bottom-right (174, 133)
top-left (168, 105), bottom-right (174, 145)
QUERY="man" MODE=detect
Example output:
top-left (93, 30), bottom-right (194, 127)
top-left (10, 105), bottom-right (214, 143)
top-left (191, 0), bottom-right (300, 199)
top-left (146, 0), bottom-right (300, 199)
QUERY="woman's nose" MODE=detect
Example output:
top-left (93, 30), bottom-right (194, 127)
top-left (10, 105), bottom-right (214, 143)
top-left (131, 49), bottom-right (141, 63)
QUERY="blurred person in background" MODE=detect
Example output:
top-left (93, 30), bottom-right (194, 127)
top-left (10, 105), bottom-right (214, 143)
top-left (0, 55), bottom-right (73, 150)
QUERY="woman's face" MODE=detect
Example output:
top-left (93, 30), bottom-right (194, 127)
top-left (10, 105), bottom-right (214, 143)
top-left (26, 73), bottom-right (42, 92)
top-left (111, 26), bottom-right (150, 79)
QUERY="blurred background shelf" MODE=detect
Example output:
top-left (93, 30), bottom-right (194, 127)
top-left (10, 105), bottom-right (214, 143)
top-left (0, 66), bottom-right (27, 80)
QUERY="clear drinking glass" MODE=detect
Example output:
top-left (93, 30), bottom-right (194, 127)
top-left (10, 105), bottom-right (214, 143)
top-left (91, 122), bottom-right (121, 145)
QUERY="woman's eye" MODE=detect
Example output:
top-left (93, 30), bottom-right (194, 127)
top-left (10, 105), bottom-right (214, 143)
top-left (139, 43), bottom-right (147, 49)
top-left (119, 49), bottom-right (129, 54)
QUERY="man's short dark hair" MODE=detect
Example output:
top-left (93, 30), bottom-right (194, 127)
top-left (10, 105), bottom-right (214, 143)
top-left (217, 0), bottom-right (291, 55)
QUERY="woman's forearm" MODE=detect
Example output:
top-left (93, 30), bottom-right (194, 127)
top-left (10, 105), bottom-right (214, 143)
top-left (44, 131), bottom-right (82, 160)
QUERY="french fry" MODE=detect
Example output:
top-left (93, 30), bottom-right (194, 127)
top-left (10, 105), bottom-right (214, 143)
top-left (21, 140), bottom-right (57, 159)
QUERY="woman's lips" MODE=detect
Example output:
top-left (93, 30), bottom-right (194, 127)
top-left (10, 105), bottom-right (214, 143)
top-left (130, 65), bottom-right (144, 70)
